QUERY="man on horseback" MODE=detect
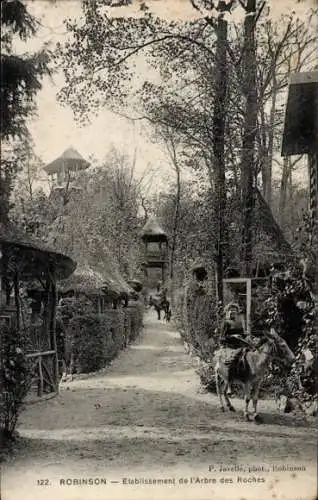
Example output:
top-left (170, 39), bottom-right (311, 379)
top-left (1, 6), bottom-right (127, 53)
top-left (149, 282), bottom-right (171, 321)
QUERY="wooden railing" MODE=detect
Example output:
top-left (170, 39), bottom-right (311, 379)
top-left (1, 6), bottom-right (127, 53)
top-left (26, 350), bottom-right (58, 397)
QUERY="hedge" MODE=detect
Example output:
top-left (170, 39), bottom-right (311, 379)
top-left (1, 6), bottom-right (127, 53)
top-left (63, 301), bottom-right (144, 375)
top-left (0, 324), bottom-right (33, 443)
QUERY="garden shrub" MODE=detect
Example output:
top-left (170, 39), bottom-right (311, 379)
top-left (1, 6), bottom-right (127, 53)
top-left (0, 324), bottom-right (33, 443)
top-left (62, 300), bottom-right (144, 375)
top-left (175, 279), bottom-right (219, 391)
top-left (66, 314), bottom-right (114, 373)
top-left (172, 288), bottom-right (186, 336)
top-left (103, 309), bottom-right (126, 351)
top-left (125, 301), bottom-right (144, 342)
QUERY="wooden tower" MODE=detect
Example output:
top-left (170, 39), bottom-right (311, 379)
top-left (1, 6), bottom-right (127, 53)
top-left (140, 216), bottom-right (168, 288)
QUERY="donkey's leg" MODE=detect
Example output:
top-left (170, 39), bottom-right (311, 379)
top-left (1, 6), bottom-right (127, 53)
top-left (223, 382), bottom-right (236, 412)
top-left (61, 358), bottom-right (68, 382)
top-left (244, 382), bottom-right (252, 421)
top-left (215, 370), bottom-right (225, 412)
top-left (251, 383), bottom-right (263, 423)
top-left (68, 350), bottom-right (74, 382)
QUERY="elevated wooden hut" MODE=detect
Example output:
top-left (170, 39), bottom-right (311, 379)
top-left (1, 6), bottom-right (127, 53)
top-left (43, 147), bottom-right (90, 187)
top-left (140, 215), bottom-right (168, 286)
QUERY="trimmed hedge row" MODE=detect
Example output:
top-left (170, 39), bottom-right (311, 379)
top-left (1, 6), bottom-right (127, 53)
top-left (64, 301), bottom-right (144, 375)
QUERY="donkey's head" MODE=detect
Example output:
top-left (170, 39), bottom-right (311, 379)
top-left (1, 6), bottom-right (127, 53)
top-left (266, 328), bottom-right (295, 367)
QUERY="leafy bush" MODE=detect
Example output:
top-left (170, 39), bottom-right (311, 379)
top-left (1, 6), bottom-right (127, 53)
top-left (256, 267), bottom-right (316, 406)
top-left (0, 324), bottom-right (33, 442)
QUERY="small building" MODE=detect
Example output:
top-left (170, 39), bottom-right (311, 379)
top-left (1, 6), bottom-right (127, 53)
top-left (140, 216), bottom-right (168, 288)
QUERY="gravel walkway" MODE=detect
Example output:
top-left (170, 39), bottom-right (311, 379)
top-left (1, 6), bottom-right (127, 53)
top-left (2, 312), bottom-right (317, 500)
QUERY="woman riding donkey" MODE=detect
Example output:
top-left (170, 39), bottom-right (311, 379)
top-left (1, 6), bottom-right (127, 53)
top-left (217, 302), bottom-right (252, 396)
top-left (215, 299), bottom-right (295, 421)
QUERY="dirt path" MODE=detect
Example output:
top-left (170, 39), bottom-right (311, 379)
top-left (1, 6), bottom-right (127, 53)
top-left (2, 312), bottom-right (317, 500)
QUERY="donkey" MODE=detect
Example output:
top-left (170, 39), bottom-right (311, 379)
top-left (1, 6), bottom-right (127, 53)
top-left (214, 328), bottom-right (295, 422)
top-left (148, 295), bottom-right (171, 321)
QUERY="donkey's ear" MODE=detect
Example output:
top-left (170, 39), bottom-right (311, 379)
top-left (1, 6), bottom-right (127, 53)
top-left (268, 327), bottom-right (277, 337)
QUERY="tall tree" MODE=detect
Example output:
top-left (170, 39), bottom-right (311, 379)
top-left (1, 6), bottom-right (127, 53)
top-left (213, 10), bottom-right (229, 306)
top-left (240, 0), bottom-right (263, 275)
top-left (0, 0), bottom-right (50, 223)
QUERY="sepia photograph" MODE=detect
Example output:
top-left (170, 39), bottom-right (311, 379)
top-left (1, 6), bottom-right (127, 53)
top-left (0, 0), bottom-right (317, 499)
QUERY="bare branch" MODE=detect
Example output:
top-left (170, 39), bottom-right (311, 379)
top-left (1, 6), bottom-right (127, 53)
top-left (107, 33), bottom-right (216, 68)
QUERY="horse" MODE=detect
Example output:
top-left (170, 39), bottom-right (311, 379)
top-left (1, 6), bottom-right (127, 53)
top-left (148, 294), bottom-right (171, 321)
top-left (214, 328), bottom-right (295, 423)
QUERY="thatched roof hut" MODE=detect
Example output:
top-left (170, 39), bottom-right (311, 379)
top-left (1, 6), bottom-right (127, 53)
top-left (98, 257), bottom-right (133, 298)
top-left (140, 215), bottom-right (168, 242)
top-left (226, 189), bottom-right (294, 277)
top-left (0, 222), bottom-right (76, 279)
top-left (57, 264), bottom-right (108, 296)
top-left (56, 256), bottom-right (134, 301)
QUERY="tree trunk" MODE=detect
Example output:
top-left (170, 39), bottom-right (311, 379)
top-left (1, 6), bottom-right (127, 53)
top-left (259, 104), bottom-right (268, 197)
top-left (213, 16), bottom-right (228, 307)
top-left (169, 160), bottom-right (181, 283)
top-left (279, 156), bottom-right (291, 229)
top-left (264, 75), bottom-right (278, 207)
top-left (240, 0), bottom-right (257, 276)
top-left (0, 171), bottom-right (11, 224)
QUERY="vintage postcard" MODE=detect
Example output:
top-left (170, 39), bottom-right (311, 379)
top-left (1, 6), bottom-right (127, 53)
top-left (0, 0), bottom-right (317, 499)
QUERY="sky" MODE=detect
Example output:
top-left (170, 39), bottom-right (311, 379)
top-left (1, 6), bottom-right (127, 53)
top-left (17, 0), bottom-right (316, 190)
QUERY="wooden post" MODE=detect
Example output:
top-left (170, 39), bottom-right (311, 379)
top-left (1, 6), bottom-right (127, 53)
top-left (49, 263), bottom-right (59, 394)
top-left (13, 270), bottom-right (20, 334)
top-left (37, 355), bottom-right (44, 397)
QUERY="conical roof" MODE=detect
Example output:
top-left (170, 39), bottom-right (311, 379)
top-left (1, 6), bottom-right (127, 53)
top-left (0, 222), bottom-right (76, 280)
top-left (253, 188), bottom-right (293, 258)
top-left (140, 215), bottom-right (167, 242)
top-left (43, 147), bottom-right (90, 175)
